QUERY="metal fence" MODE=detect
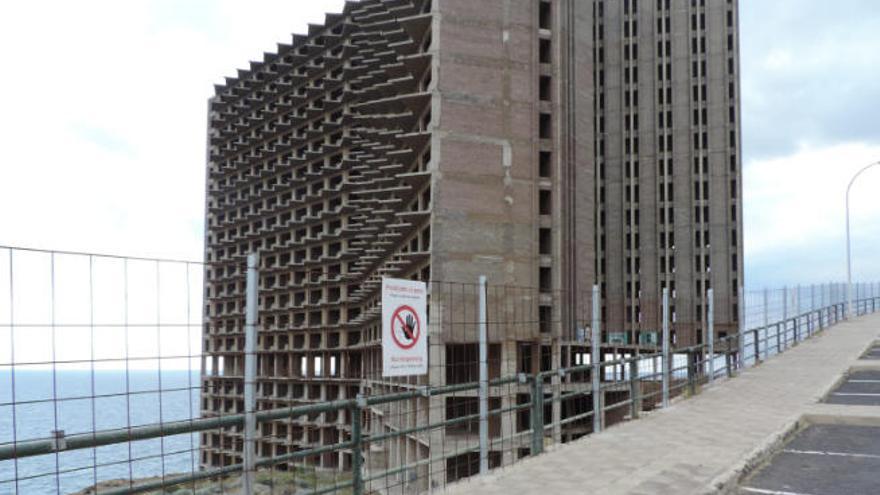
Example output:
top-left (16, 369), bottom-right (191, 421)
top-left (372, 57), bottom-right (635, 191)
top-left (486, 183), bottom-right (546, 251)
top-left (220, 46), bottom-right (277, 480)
top-left (0, 246), bottom-right (205, 495)
top-left (1, 245), bottom-right (879, 494)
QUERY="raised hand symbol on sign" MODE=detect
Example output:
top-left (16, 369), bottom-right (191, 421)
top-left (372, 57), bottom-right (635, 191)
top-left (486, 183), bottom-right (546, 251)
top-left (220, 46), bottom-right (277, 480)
top-left (403, 314), bottom-right (416, 341)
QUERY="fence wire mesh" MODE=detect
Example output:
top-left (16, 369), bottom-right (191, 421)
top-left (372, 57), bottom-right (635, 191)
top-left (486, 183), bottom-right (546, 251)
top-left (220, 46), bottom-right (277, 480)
top-left (1, 245), bottom-right (879, 494)
top-left (0, 247), bottom-right (204, 494)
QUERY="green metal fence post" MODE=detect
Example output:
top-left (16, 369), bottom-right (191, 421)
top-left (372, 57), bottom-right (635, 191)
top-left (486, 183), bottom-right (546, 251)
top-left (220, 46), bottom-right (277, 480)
top-left (687, 351), bottom-right (696, 396)
top-left (352, 397), bottom-right (364, 495)
top-left (725, 351), bottom-right (733, 378)
top-left (753, 329), bottom-right (760, 365)
top-left (531, 375), bottom-right (544, 455)
top-left (629, 359), bottom-right (640, 419)
top-left (591, 284), bottom-right (603, 432)
top-left (776, 322), bottom-right (781, 354)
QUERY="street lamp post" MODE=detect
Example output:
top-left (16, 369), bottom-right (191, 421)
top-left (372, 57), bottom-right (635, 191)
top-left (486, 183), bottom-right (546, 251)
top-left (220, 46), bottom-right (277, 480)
top-left (847, 161), bottom-right (880, 319)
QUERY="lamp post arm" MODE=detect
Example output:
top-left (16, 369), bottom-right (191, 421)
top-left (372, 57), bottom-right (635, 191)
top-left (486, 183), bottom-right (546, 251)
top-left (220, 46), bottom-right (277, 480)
top-left (846, 161), bottom-right (880, 319)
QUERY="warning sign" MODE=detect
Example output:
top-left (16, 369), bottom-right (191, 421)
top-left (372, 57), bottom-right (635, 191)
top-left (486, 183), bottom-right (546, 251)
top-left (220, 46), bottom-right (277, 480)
top-left (382, 278), bottom-right (428, 377)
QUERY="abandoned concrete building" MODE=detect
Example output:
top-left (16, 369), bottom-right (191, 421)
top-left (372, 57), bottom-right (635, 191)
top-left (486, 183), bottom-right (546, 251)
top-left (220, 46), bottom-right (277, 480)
top-left (200, 0), bottom-right (742, 489)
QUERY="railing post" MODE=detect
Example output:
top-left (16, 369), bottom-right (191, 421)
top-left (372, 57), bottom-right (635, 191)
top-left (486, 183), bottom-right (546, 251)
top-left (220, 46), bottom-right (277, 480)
top-left (243, 252), bottom-right (259, 495)
top-left (782, 286), bottom-right (788, 350)
top-left (352, 398), bottom-right (364, 495)
top-left (662, 288), bottom-right (670, 408)
top-left (809, 284), bottom-right (816, 336)
top-left (762, 288), bottom-right (769, 359)
top-left (687, 350), bottom-right (697, 396)
top-left (477, 276), bottom-right (489, 475)
top-left (828, 283), bottom-right (837, 326)
top-left (725, 351), bottom-right (733, 378)
top-left (793, 286), bottom-right (800, 345)
top-left (854, 283), bottom-right (858, 316)
top-left (738, 285), bottom-right (745, 368)
top-left (828, 283), bottom-right (833, 327)
top-left (871, 282), bottom-right (877, 313)
top-left (629, 359), bottom-right (640, 419)
top-left (531, 375), bottom-right (544, 455)
top-left (856, 284), bottom-right (865, 316)
top-left (708, 288), bottom-right (715, 383)
top-left (837, 282), bottom-right (841, 322)
top-left (753, 329), bottom-right (760, 364)
top-left (591, 285), bottom-right (603, 433)
top-left (776, 323), bottom-right (781, 355)
top-left (795, 285), bottom-right (801, 344)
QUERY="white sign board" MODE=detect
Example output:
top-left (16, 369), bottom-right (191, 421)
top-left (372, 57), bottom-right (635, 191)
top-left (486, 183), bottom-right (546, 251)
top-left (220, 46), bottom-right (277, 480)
top-left (382, 277), bottom-right (428, 377)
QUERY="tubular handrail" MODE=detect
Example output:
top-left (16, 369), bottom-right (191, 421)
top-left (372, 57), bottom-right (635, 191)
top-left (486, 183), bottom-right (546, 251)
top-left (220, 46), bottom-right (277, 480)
top-left (0, 296), bottom-right (877, 495)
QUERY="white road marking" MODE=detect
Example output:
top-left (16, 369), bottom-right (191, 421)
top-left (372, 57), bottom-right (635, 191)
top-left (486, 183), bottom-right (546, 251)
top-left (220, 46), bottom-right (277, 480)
top-left (832, 392), bottom-right (880, 397)
top-left (783, 448), bottom-right (880, 460)
top-left (740, 487), bottom-right (815, 495)
top-left (848, 379), bottom-right (880, 383)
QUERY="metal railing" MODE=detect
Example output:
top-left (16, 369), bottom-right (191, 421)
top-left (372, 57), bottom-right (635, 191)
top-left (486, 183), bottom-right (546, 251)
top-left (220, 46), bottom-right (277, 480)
top-left (2, 297), bottom-right (874, 494)
top-left (1, 244), bottom-right (877, 494)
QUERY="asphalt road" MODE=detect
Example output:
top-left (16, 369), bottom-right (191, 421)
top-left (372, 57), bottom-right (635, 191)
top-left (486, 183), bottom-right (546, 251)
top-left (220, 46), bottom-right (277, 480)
top-left (860, 344), bottom-right (880, 360)
top-left (823, 369), bottom-right (880, 406)
top-left (739, 424), bottom-right (880, 495)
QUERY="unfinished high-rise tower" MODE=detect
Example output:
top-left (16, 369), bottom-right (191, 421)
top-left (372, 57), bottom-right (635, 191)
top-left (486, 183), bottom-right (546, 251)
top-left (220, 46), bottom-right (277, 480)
top-left (593, 0), bottom-right (743, 347)
top-left (200, 0), bottom-right (741, 489)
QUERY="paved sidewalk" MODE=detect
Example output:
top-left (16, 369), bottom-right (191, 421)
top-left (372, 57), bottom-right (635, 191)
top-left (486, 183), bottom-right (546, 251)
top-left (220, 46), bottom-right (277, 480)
top-left (444, 313), bottom-right (880, 495)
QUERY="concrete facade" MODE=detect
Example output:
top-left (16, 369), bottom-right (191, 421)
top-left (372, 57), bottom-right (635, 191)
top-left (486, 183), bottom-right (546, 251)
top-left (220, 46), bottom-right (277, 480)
top-left (199, 0), bottom-right (741, 489)
top-left (595, 0), bottom-right (743, 347)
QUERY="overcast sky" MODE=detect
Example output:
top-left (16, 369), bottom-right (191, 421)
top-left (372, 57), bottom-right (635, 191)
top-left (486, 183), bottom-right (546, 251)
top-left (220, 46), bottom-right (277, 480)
top-left (0, 0), bottom-right (878, 289)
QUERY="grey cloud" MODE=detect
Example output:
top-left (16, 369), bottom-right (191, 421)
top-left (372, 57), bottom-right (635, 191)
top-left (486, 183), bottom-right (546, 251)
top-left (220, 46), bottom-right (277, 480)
top-left (741, 0), bottom-right (880, 161)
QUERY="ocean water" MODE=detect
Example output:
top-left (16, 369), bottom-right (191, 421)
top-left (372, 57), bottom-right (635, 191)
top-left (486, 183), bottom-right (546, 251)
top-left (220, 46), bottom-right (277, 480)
top-left (0, 370), bottom-right (201, 495)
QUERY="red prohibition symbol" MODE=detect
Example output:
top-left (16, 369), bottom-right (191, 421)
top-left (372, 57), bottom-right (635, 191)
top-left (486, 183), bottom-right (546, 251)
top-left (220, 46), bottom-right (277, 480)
top-left (390, 305), bottom-right (421, 350)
